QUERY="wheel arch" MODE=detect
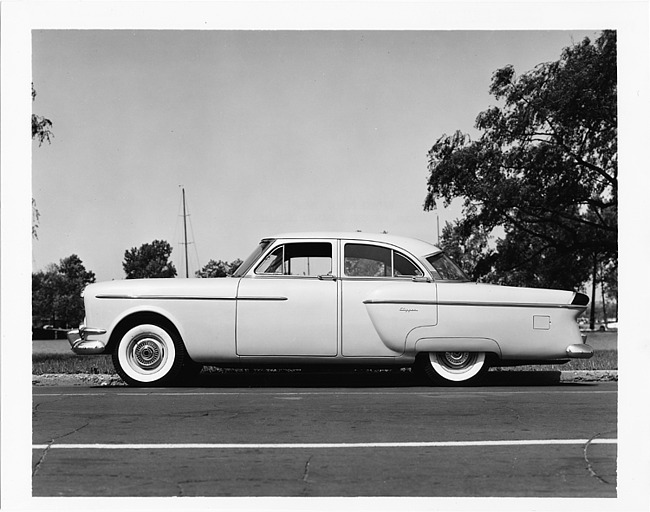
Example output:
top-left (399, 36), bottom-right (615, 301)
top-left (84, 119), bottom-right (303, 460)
top-left (106, 310), bottom-right (184, 355)
top-left (413, 337), bottom-right (502, 361)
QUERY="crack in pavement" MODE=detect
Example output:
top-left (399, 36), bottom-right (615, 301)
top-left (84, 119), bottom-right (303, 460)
top-left (302, 455), bottom-right (313, 483)
top-left (583, 432), bottom-right (615, 485)
top-left (33, 396), bottom-right (66, 415)
top-left (32, 421), bottom-right (91, 477)
top-left (300, 454), bottom-right (314, 497)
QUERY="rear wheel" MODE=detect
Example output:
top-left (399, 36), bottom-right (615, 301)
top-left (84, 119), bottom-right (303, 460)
top-left (112, 323), bottom-right (186, 386)
top-left (418, 351), bottom-right (489, 386)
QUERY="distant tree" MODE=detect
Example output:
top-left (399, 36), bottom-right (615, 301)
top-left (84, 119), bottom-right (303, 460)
top-left (196, 259), bottom-right (243, 278)
top-left (424, 31), bottom-right (617, 291)
top-left (123, 240), bottom-right (177, 279)
top-left (32, 264), bottom-right (62, 327)
top-left (32, 255), bottom-right (96, 328)
top-left (31, 84), bottom-right (53, 239)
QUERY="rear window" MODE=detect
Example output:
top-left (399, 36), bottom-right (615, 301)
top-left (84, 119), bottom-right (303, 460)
top-left (425, 253), bottom-right (469, 281)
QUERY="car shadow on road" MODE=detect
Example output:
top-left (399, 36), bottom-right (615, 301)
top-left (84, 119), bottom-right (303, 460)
top-left (173, 369), bottom-right (595, 389)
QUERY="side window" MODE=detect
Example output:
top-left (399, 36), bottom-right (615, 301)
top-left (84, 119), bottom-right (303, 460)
top-left (344, 244), bottom-right (392, 277)
top-left (394, 252), bottom-right (424, 277)
top-left (255, 242), bottom-right (332, 277)
top-left (344, 244), bottom-right (424, 278)
top-left (256, 246), bottom-right (284, 274)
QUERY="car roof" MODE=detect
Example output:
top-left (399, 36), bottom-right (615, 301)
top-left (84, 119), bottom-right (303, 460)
top-left (266, 232), bottom-right (442, 257)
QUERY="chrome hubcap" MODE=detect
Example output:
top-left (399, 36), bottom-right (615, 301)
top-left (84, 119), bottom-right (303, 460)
top-left (440, 352), bottom-right (472, 369)
top-left (129, 336), bottom-right (165, 371)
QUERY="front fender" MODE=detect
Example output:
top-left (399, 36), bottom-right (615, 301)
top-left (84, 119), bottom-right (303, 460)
top-left (106, 304), bottom-right (186, 351)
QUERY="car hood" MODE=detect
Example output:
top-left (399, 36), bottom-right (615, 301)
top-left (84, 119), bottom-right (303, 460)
top-left (83, 277), bottom-right (240, 300)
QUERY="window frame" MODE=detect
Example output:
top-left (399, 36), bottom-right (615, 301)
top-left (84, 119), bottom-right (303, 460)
top-left (342, 242), bottom-right (427, 280)
top-left (253, 241), bottom-right (334, 278)
top-left (424, 252), bottom-right (471, 282)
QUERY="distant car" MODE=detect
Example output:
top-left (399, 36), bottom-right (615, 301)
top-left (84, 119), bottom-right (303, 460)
top-left (68, 232), bottom-right (592, 386)
top-left (598, 320), bottom-right (618, 332)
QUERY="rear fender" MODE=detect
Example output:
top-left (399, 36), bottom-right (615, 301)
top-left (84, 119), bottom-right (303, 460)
top-left (412, 336), bottom-right (502, 358)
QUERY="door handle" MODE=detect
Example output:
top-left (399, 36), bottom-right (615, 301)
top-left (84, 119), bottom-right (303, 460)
top-left (318, 274), bottom-right (337, 281)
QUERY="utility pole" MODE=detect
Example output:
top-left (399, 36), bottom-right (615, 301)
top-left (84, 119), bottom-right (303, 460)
top-left (182, 187), bottom-right (189, 278)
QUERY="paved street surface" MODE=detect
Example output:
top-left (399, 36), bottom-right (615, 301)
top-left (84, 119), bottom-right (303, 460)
top-left (32, 371), bottom-right (617, 497)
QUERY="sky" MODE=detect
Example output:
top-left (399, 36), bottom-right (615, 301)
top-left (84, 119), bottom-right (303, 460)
top-left (31, 29), bottom-right (601, 282)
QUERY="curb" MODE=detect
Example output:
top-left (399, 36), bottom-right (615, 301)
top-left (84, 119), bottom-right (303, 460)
top-left (31, 370), bottom-right (618, 387)
top-left (558, 370), bottom-right (618, 382)
top-left (32, 374), bottom-right (126, 387)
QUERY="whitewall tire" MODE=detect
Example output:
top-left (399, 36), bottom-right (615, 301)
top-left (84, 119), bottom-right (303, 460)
top-left (112, 323), bottom-right (185, 386)
top-left (420, 351), bottom-right (489, 385)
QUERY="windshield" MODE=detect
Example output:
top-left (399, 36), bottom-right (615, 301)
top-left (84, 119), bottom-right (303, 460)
top-left (232, 239), bottom-right (274, 277)
top-left (425, 253), bottom-right (470, 281)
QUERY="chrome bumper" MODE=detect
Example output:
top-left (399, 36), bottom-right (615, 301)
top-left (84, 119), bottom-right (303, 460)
top-left (566, 343), bottom-right (594, 359)
top-left (67, 326), bottom-right (107, 355)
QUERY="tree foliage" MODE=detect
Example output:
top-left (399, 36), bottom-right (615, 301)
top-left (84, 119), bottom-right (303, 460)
top-left (32, 84), bottom-right (54, 146)
top-left (32, 84), bottom-right (53, 239)
top-left (123, 240), bottom-right (177, 279)
top-left (32, 255), bottom-right (96, 328)
top-left (425, 31), bottom-right (617, 290)
top-left (196, 259), bottom-right (243, 278)
top-left (438, 221), bottom-right (494, 281)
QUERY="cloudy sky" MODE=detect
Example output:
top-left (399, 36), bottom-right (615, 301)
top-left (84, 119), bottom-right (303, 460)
top-left (30, 29), bottom-right (603, 281)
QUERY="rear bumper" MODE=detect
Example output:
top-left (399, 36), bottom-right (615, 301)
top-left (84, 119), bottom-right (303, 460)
top-left (566, 343), bottom-right (594, 359)
top-left (67, 326), bottom-right (107, 355)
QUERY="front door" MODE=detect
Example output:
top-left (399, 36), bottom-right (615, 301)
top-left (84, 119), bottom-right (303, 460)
top-left (236, 240), bottom-right (338, 356)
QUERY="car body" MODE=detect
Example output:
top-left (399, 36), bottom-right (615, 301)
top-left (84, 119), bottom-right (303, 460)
top-left (68, 232), bottom-right (592, 386)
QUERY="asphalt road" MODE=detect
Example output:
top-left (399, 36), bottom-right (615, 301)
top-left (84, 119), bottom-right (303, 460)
top-left (32, 372), bottom-right (617, 498)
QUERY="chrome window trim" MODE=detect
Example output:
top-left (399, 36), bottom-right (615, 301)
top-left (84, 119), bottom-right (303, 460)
top-left (341, 241), bottom-right (429, 279)
top-left (253, 240), bottom-right (334, 278)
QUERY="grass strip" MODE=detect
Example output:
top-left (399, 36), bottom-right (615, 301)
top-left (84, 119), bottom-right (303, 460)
top-left (33, 350), bottom-right (617, 375)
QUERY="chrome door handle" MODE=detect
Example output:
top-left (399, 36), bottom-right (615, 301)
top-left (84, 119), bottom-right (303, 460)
top-left (317, 274), bottom-right (337, 281)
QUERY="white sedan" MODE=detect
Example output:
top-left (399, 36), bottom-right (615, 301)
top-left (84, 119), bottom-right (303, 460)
top-left (68, 232), bottom-right (592, 386)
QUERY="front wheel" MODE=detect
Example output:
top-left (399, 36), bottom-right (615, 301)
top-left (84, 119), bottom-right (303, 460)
top-left (418, 351), bottom-right (489, 386)
top-left (112, 323), bottom-right (186, 386)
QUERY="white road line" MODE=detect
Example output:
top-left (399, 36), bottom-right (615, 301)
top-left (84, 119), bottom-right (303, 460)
top-left (32, 390), bottom-right (617, 397)
top-left (32, 439), bottom-right (617, 450)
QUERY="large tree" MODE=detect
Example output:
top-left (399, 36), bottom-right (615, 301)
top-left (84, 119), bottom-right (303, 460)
top-left (438, 221), bottom-right (495, 281)
top-left (32, 255), bottom-right (96, 328)
top-left (425, 31), bottom-right (617, 291)
top-left (123, 240), bottom-right (177, 279)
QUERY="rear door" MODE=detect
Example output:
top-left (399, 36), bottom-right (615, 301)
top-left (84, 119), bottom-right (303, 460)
top-left (340, 241), bottom-right (428, 356)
